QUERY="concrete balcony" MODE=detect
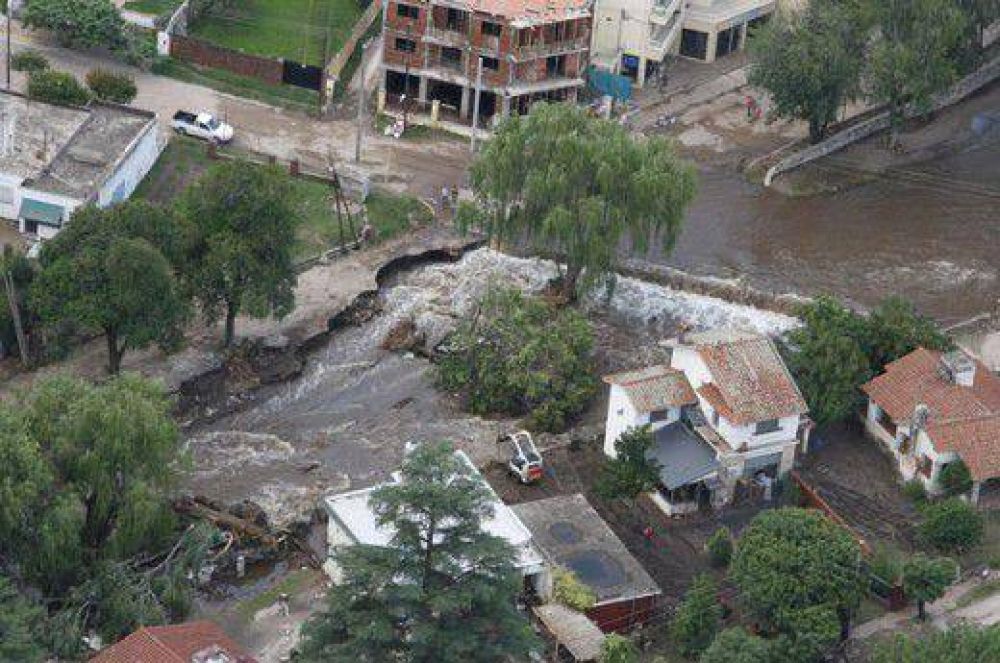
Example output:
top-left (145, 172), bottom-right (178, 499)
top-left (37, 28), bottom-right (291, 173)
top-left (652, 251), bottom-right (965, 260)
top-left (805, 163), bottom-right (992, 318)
top-left (510, 36), bottom-right (589, 61)
top-left (424, 25), bottom-right (469, 47)
top-left (650, 0), bottom-right (683, 25)
top-left (648, 12), bottom-right (684, 58)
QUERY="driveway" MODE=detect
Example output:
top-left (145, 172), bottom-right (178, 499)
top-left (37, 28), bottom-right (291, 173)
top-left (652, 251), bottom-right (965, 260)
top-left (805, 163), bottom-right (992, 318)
top-left (1, 19), bottom-right (472, 201)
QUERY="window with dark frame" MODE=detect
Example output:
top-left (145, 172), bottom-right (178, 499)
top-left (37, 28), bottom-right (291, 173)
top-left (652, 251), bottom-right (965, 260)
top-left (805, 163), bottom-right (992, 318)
top-left (754, 418), bottom-right (780, 435)
top-left (396, 3), bottom-right (420, 19)
top-left (482, 21), bottom-right (502, 37)
top-left (395, 37), bottom-right (417, 53)
top-left (649, 409), bottom-right (670, 423)
top-left (481, 56), bottom-right (499, 70)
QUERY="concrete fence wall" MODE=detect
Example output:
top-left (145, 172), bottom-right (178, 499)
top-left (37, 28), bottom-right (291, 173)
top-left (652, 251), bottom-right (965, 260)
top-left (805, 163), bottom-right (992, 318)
top-left (170, 35), bottom-right (284, 85)
top-left (765, 55), bottom-right (1000, 186)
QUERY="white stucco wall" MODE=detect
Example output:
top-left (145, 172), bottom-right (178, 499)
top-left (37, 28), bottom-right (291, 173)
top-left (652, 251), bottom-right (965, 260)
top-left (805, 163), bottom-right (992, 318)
top-left (96, 122), bottom-right (162, 207)
top-left (604, 384), bottom-right (681, 456)
top-left (0, 174), bottom-right (22, 221)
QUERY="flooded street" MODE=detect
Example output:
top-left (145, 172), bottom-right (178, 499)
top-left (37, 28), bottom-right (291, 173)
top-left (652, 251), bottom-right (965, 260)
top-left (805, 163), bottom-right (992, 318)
top-left (653, 141), bottom-right (1000, 324)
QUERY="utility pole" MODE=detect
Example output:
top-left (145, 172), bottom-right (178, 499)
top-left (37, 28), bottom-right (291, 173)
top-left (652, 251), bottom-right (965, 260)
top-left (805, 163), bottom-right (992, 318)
top-left (354, 39), bottom-right (370, 163)
top-left (470, 55), bottom-right (483, 153)
top-left (5, 3), bottom-right (11, 91)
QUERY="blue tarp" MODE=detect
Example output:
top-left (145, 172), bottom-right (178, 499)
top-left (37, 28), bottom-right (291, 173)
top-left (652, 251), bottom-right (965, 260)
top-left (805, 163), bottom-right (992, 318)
top-left (586, 66), bottom-right (632, 102)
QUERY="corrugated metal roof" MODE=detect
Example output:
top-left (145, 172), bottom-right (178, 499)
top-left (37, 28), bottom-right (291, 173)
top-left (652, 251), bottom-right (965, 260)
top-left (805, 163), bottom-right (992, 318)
top-left (648, 422), bottom-right (719, 490)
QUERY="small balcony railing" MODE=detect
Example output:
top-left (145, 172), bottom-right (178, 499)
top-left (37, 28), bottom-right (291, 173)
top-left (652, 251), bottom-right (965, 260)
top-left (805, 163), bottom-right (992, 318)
top-left (425, 24), bottom-right (468, 46)
top-left (510, 35), bottom-right (589, 60)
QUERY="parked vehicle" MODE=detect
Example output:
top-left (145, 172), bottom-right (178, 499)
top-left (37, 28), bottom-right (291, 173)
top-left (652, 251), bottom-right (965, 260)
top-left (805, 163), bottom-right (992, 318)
top-left (500, 431), bottom-right (544, 484)
top-left (171, 110), bottom-right (234, 144)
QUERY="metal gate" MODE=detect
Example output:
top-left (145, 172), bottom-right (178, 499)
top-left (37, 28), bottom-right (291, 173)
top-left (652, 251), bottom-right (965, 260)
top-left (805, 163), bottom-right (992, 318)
top-left (282, 60), bottom-right (323, 90)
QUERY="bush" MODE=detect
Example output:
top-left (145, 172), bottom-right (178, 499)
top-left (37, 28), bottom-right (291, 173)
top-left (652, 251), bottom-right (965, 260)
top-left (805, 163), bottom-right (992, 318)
top-left (903, 479), bottom-right (928, 504)
top-left (27, 70), bottom-right (91, 107)
top-left (437, 288), bottom-right (597, 432)
top-left (920, 498), bottom-right (984, 553)
top-left (669, 574), bottom-right (722, 657)
top-left (938, 460), bottom-right (973, 497)
top-left (553, 567), bottom-right (596, 612)
top-left (85, 69), bottom-right (138, 104)
top-left (600, 633), bottom-right (638, 663)
top-left (706, 526), bottom-right (733, 568)
top-left (12, 50), bottom-right (50, 73)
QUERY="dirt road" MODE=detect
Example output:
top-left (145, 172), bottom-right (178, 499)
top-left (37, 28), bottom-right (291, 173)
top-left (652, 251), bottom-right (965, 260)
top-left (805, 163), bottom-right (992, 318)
top-left (1, 21), bottom-right (472, 201)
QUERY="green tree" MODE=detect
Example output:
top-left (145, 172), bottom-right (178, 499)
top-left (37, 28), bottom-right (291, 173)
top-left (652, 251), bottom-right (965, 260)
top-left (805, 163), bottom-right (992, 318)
top-left (670, 574), bottom-right (723, 658)
top-left (903, 554), bottom-right (957, 620)
top-left (955, 0), bottom-right (1000, 69)
top-left (748, 1), bottom-right (865, 142)
top-left (23, 0), bottom-right (125, 49)
top-left (920, 498), bottom-right (984, 553)
top-left (865, 296), bottom-right (951, 369)
top-left (600, 633), bottom-right (639, 663)
top-left (871, 624), bottom-right (1000, 662)
top-left (938, 460), bottom-right (973, 497)
top-left (553, 567), bottom-right (597, 611)
top-left (730, 508), bottom-right (863, 639)
top-left (0, 245), bottom-right (32, 366)
top-left (700, 628), bottom-right (772, 663)
top-left (782, 296), bottom-right (872, 426)
top-left (31, 201), bottom-right (187, 373)
top-left (182, 162), bottom-right (299, 347)
top-left (298, 441), bottom-right (539, 662)
top-left (705, 526), bottom-right (733, 568)
top-left (438, 288), bottom-right (597, 432)
top-left (459, 103), bottom-right (696, 299)
top-left (770, 604), bottom-right (840, 662)
top-left (865, 0), bottom-right (968, 144)
top-left (0, 576), bottom-right (46, 662)
top-left (596, 426), bottom-right (662, 499)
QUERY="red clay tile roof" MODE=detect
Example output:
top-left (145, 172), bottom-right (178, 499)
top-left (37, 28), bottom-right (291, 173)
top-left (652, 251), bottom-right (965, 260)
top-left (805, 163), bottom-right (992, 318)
top-left (860, 348), bottom-right (1000, 423)
top-left (694, 336), bottom-right (807, 425)
top-left (91, 621), bottom-right (255, 663)
top-left (862, 347), bottom-right (1000, 482)
top-left (604, 365), bottom-right (697, 413)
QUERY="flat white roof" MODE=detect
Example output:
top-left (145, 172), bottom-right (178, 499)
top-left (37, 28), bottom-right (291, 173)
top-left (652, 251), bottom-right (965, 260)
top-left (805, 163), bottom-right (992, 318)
top-left (324, 450), bottom-right (544, 569)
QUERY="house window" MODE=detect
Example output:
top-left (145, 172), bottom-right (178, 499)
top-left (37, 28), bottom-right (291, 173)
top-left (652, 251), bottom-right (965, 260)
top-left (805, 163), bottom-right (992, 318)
top-left (395, 37), bottom-right (417, 53)
top-left (755, 419), bottom-right (780, 435)
top-left (442, 46), bottom-right (463, 63)
top-left (0, 186), bottom-right (13, 205)
top-left (650, 409), bottom-right (670, 423)
top-left (481, 56), bottom-right (499, 70)
top-left (918, 455), bottom-right (933, 478)
top-left (396, 3), bottom-right (419, 19)
top-left (482, 21), bottom-right (502, 37)
top-left (712, 410), bottom-right (720, 427)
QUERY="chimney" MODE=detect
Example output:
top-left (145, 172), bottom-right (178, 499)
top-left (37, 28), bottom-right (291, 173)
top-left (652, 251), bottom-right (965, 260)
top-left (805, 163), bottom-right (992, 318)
top-left (940, 350), bottom-right (976, 387)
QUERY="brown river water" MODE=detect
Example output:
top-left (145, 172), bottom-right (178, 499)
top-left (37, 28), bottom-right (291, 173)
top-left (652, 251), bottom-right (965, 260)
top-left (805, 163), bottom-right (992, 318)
top-left (648, 140), bottom-right (1000, 325)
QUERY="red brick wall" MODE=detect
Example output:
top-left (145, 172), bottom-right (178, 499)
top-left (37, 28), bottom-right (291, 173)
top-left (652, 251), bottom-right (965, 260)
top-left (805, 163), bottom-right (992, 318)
top-left (385, 1), bottom-right (428, 33)
top-left (170, 35), bottom-right (283, 85)
top-left (586, 595), bottom-right (660, 634)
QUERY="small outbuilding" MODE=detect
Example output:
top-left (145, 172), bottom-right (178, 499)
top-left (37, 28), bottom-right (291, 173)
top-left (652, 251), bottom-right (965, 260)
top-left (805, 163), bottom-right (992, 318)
top-left (533, 603), bottom-right (606, 662)
top-left (512, 494), bottom-right (662, 633)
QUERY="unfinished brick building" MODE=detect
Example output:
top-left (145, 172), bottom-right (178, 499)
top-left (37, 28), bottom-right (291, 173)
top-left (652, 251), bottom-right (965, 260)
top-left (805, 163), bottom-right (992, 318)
top-left (380, 0), bottom-right (593, 124)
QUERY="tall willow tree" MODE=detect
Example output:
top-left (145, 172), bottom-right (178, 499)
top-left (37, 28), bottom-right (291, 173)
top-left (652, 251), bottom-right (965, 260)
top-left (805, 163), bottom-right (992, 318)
top-left (459, 103), bottom-right (696, 299)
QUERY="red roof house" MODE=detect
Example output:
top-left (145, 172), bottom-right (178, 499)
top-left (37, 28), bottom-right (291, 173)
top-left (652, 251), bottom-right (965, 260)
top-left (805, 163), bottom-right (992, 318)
top-left (91, 621), bottom-right (256, 663)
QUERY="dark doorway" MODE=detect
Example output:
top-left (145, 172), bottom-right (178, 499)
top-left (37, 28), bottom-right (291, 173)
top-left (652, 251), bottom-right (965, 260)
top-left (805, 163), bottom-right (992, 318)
top-left (386, 70), bottom-right (420, 98)
top-left (428, 79), bottom-right (464, 113)
top-left (715, 25), bottom-right (740, 59)
top-left (476, 90), bottom-right (496, 120)
top-left (282, 60), bottom-right (323, 90)
top-left (679, 29), bottom-right (708, 60)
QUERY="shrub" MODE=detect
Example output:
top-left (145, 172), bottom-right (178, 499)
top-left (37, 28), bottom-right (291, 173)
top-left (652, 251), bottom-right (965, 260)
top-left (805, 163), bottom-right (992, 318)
top-left (903, 479), bottom-right (928, 504)
top-left (27, 70), bottom-right (91, 107)
top-left (437, 288), bottom-right (597, 432)
top-left (553, 567), bottom-right (596, 612)
top-left (938, 460), bottom-right (973, 497)
top-left (85, 69), bottom-right (138, 104)
top-left (596, 426), bottom-right (661, 500)
top-left (669, 574), bottom-right (722, 657)
top-left (11, 50), bottom-right (50, 73)
top-left (600, 633), bottom-right (638, 663)
top-left (706, 526), bottom-right (733, 568)
top-left (869, 543), bottom-right (904, 585)
top-left (920, 498), bottom-right (984, 553)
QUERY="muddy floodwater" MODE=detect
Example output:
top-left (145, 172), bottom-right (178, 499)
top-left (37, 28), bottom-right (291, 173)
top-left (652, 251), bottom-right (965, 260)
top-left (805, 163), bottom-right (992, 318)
top-left (655, 141), bottom-right (1000, 324)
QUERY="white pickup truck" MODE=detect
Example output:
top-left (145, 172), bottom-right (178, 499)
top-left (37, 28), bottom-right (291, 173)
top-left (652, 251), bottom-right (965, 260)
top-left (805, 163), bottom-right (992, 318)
top-left (171, 111), bottom-right (234, 144)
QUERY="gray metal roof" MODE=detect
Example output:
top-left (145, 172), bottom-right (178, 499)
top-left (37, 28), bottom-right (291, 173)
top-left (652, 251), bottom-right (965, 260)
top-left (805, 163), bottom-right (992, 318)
top-left (648, 423), bottom-right (719, 490)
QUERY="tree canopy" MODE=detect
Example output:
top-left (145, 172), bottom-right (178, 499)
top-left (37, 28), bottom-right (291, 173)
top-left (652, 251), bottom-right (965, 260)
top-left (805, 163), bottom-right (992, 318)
top-left (597, 426), bottom-right (662, 499)
top-left (298, 441), bottom-right (539, 662)
top-left (700, 627), bottom-right (773, 663)
top-left (437, 288), bottom-right (597, 432)
top-left (730, 508), bottom-right (862, 644)
top-left (459, 102), bottom-right (696, 299)
top-left (920, 498), bottom-right (984, 553)
top-left (902, 554), bottom-right (957, 620)
top-left (748, 1), bottom-right (865, 142)
top-left (0, 576), bottom-right (46, 662)
top-left (871, 624), bottom-right (1000, 663)
top-left (31, 201), bottom-right (188, 373)
top-left (670, 574), bottom-right (722, 657)
top-left (24, 0), bottom-right (125, 50)
top-left (182, 161), bottom-right (299, 346)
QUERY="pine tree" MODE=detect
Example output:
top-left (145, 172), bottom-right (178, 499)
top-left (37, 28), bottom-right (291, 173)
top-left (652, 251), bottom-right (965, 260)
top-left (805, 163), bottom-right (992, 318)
top-left (299, 442), bottom-right (539, 662)
top-left (669, 574), bottom-right (722, 657)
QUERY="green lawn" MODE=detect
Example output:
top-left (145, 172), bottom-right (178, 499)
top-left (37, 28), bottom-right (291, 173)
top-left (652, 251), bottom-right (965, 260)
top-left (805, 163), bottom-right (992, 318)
top-left (136, 137), bottom-right (431, 261)
top-left (122, 0), bottom-right (182, 15)
top-left (189, 0), bottom-right (364, 66)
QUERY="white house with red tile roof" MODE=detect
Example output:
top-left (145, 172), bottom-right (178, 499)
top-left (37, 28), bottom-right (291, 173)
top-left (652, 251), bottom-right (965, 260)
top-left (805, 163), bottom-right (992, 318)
top-left (602, 329), bottom-right (810, 515)
top-left (91, 621), bottom-right (255, 663)
top-left (861, 347), bottom-right (1000, 505)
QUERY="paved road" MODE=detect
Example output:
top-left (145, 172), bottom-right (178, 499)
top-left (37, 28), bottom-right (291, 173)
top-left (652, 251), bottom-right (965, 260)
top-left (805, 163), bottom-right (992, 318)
top-left (1, 19), bottom-right (471, 201)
